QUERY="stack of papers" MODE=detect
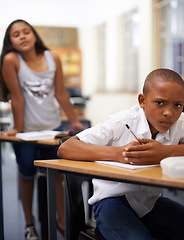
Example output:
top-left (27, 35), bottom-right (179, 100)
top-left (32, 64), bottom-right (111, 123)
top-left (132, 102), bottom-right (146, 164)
top-left (96, 161), bottom-right (159, 170)
top-left (16, 130), bottom-right (69, 141)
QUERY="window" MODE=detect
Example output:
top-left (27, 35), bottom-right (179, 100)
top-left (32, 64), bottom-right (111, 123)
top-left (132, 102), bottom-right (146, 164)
top-left (96, 10), bottom-right (140, 92)
top-left (97, 23), bottom-right (106, 91)
top-left (123, 10), bottom-right (140, 91)
top-left (155, 0), bottom-right (184, 77)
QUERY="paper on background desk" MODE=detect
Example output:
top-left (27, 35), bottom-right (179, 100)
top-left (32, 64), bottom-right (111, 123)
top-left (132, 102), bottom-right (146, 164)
top-left (16, 130), bottom-right (69, 141)
top-left (96, 161), bottom-right (159, 170)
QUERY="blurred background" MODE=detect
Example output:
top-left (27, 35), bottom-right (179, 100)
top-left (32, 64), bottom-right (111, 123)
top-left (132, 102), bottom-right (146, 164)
top-left (1, 0), bottom-right (184, 125)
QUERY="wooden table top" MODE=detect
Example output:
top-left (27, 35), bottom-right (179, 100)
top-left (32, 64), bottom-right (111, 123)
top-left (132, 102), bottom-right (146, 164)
top-left (0, 135), bottom-right (60, 146)
top-left (34, 159), bottom-right (184, 190)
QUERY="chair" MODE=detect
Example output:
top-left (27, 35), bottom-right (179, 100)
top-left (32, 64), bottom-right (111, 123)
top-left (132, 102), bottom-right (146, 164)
top-left (61, 119), bottom-right (91, 132)
top-left (61, 137), bottom-right (106, 240)
top-left (63, 174), bottom-right (106, 240)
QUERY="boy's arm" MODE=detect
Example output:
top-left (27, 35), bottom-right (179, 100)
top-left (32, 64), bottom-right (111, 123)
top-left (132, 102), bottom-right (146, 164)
top-left (123, 138), bottom-right (184, 165)
top-left (57, 136), bottom-right (138, 162)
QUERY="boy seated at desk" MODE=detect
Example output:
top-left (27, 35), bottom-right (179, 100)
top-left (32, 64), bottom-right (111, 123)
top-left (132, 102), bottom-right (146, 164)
top-left (57, 68), bottom-right (184, 240)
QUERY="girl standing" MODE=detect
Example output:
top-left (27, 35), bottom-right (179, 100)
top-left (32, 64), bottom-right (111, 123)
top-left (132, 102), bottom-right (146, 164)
top-left (0, 19), bottom-right (84, 240)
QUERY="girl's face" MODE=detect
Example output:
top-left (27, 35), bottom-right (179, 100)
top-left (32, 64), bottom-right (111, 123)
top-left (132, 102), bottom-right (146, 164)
top-left (9, 22), bottom-right (37, 53)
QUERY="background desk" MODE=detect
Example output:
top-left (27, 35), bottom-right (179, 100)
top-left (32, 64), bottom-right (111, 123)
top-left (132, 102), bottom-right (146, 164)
top-left (34, 159), bottom-right (184, 240)
top-left (0, 135), bottom-right (60, 240)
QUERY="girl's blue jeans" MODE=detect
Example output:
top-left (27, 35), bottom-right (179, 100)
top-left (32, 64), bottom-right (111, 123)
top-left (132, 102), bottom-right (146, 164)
top-left (93, 195), bottom-right (184, 240)
top-left (13, 124), bottom-right (62, 179)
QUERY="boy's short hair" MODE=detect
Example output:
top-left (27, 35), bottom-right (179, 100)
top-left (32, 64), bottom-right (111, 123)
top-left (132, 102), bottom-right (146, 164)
top-left (143, 68), bottom-right (184, 95)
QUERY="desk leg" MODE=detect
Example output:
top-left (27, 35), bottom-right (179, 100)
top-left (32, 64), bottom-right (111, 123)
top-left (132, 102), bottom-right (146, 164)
top-left (63, 174), bottom-right (70, 240)
top-left (47, 168), bottom-right (57, 240)
top-left (0, 142), bottom-right (4, 240)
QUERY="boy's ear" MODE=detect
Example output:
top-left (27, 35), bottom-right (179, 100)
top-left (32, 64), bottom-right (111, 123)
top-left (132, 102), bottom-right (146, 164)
top-left (138, 94), bottom-right (145, 108)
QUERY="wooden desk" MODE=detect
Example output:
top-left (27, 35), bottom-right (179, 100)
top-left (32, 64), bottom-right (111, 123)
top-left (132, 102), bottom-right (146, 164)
top-left (0, 135), bottom-right (60, 146)
top-left (34, 159), bottom-right (184, 240)
top-left (0, 135), bottom-right (60, 240)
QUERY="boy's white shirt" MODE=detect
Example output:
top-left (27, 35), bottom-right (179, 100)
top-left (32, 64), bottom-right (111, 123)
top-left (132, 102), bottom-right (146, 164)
top-left (77, 105), bottom-right (184, 217)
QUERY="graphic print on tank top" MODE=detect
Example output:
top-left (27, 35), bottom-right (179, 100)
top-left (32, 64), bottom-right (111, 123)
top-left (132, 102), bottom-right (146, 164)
top-left (23, 78), bottom-right (53, 104)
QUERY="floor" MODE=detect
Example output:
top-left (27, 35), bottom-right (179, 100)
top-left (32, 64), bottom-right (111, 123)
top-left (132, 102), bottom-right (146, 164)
top-left (2, 142), bottom-right (63, 240)
top-left (2, 141), bottom-right (184, 240)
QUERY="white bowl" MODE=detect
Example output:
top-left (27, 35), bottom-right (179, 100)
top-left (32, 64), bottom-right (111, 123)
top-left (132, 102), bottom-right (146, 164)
top-left (160, 156), bottom-right (184, 178)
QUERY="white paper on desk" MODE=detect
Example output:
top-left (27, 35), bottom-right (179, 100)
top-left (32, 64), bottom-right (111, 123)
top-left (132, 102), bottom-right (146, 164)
top-left (96, 161), bottom-right (159, 170)
top-left (16, 130), bottom-right (68, 141)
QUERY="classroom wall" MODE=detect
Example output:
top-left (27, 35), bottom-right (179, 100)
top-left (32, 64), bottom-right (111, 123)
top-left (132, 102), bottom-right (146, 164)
top-left (79, 0), bottom-right (154, 125)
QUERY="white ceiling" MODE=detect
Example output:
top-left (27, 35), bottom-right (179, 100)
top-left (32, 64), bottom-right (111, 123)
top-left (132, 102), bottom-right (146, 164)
top-left (0, 0), bottom-right (141, 28)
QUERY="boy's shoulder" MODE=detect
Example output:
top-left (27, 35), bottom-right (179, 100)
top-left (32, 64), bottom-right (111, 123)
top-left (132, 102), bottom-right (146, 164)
top-left (108, 105), bottom-right (140, 123)
top-left (171, 112), bottom-right (184, 134)
top-left (110, 105), bottom-right (139, 118)
top-left (177, 112), bottom-right (184, 123)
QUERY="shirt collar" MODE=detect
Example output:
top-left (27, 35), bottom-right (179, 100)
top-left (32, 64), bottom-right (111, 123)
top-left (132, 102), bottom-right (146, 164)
top-left (136, 107), bottom-right (151, 138)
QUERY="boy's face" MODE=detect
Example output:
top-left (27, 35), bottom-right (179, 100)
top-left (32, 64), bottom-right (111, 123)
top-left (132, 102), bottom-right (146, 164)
top-left (138, 80), bottom-right (184, 138)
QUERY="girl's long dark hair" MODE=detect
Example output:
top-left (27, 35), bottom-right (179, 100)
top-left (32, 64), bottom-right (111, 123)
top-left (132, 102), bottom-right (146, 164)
top-left (0, 19), bottom-right (48, 102)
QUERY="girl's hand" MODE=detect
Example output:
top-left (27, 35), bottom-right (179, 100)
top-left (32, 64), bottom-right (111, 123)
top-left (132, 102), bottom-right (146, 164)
top-left (71, 121), bottom-right (85, 131)
top-left (0, 128), bottom-right (19, 136)
top-left (122, 138), bottom-right (167, 165)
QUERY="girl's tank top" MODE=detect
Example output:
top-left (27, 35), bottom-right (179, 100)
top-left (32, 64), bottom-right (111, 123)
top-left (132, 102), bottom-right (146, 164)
top-left (17, 50), bottom-right (61, 132)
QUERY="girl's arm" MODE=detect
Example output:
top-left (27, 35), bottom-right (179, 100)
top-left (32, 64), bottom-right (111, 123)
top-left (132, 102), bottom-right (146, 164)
top-left (50, 51), bottom-right (84, 131)
top-left (1, 52), bottom-right (24, 135)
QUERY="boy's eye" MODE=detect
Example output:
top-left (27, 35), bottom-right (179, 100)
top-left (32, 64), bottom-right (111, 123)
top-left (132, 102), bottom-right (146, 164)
top-left (156, 101), bottom-right (163, 106)
top-left (175, 104), bottom-right (182, 108)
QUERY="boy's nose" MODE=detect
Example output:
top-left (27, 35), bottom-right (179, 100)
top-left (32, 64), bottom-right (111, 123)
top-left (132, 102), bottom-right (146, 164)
top-left (163, 108), bottom-right (173, 117)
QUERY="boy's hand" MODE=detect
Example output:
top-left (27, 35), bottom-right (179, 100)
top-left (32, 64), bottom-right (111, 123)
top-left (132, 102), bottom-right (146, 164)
top-left (122, 138), bottom-right (167, 165)
top-left (117, 141), bottom-right (141, 163)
